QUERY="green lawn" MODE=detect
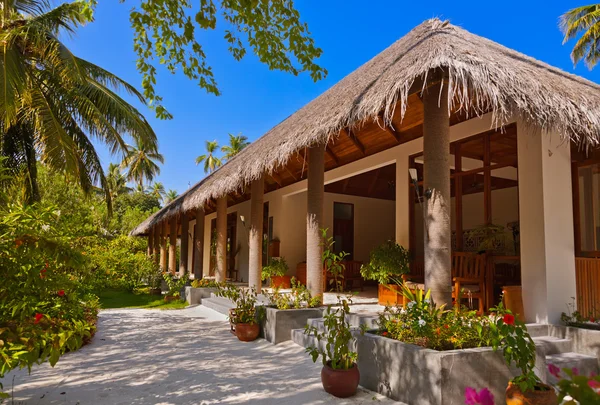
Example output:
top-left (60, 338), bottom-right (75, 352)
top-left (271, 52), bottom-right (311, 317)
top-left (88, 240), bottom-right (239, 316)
top-left (96, 289), bottom-right (188, 310)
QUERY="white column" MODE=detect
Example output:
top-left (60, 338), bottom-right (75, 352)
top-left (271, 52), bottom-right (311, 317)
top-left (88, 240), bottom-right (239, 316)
top-left (179, 212), bottom-right (189, 277)
top-left (249, 177), bottom-right (264, 292)
top-left (193, 207), bottom-right (205, 279)
top-left (216, 196), bottom-right (227, 283)
top-left (517, 122), bottom-right (576, 324)
top-left (395, 155), bottom-right (410, 248)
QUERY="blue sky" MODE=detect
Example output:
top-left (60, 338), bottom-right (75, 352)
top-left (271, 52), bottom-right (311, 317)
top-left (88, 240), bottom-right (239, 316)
top-left (64, 0), bottom-right (599, 195)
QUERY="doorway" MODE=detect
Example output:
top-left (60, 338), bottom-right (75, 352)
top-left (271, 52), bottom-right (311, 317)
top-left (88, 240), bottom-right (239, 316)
top-left (333, 202), bottom-right (354, 259)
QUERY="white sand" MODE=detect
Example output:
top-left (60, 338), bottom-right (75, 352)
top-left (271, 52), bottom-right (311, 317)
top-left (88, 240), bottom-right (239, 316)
top-left (3, 306), bottom-right (402, 405)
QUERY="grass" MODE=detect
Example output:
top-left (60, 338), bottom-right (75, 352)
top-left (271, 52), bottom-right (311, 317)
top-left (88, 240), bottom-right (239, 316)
top-left (95, 289), bottom-right (188, 310)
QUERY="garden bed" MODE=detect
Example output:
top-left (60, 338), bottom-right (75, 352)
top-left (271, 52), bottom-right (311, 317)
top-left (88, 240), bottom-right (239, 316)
top-left (549, 325), bottom-right (600, 359)
top-left (355, 332), bottom-right (547, 405)
top-left (260, 306), bottom-right (324, 344)
top-left (184, 286), bottom-right (217, 305)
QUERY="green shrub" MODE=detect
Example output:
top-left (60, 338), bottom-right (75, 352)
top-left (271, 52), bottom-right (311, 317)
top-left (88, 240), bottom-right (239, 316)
top-left (360, 240), bottom-right (410, 285)
top-left (261, 257), bottom-right (289, 281)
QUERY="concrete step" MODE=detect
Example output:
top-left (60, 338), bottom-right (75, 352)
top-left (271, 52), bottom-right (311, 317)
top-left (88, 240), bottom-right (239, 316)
top-left (291, 328), bottom-right (317, 348)
top-left (546, 352), bottom-right (599, 385)
top-left (526, 323), bottom-right (550, 338)
top-left (201, 297), bottom-right (235, 316)
top-left (533, 336), bottom-right (573, 355)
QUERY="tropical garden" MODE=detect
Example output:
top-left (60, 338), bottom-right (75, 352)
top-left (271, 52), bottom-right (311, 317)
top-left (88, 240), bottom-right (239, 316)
top-left (1, 0), bottom-right (600, 402)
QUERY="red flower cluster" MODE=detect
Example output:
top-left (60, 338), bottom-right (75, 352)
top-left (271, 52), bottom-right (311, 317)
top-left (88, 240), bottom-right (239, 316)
top-left (503, 313), bottom-right (515, 325)
top-left (58, 290), bottom-right (65, 297)
top-left (34, 313), bottom-right (44, 324)
top-left (382, 331), bottom-right (388, 337)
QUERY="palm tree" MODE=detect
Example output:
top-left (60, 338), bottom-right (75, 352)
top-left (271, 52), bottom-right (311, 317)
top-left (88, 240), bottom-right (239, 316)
top-left (221, 133), bottom-right (249, 161)
top-left (150, 182), bottom-right (166, 202)
top-left (134, 183), bottom-right (148, 194)
top-left (164, 189), bottom-right (178, 204)
top-left (561, 5), bottom-right (600, 67)
top-left (121, 138), bottom-right (165, 189)
top-left (195, 140), bottom-right (222, 174)
top-left (0, 0), bottom-right (157, 206)
top-left (106, 163), bottom-right (130, 200)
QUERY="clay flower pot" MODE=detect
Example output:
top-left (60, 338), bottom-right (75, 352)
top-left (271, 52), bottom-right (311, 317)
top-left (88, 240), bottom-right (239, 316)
top-left (235, 322), bottom-right (260, 342)
top-left (505, 382), bottom-right (558, 405)
top-left (271, 275), bottom-right (292, 289)
top-left (320, 362), bottom-right (360, 398)
top-left (164, 295), bottom-right (179, 302)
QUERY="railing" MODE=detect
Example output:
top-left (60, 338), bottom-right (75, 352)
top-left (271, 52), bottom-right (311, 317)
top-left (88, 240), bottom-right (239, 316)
top-left (575, 257), bottom-right (600, 316)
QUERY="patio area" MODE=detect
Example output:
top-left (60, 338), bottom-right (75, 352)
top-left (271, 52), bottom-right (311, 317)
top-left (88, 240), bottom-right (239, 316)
top-left (4, 307), bottom-right (401, 405)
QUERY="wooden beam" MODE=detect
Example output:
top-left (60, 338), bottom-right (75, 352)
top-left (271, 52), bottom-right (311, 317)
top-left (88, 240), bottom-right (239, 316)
top-left (285, 166), bottom-right (298, 182)
top-left (325, 145), bottom-right (339, 165)
top-left (269, 172), bottom-right (283, 187)
top-left (379, 113), bottom-right (401, 144)
top-left (341, 128), bottom-right (365, 155)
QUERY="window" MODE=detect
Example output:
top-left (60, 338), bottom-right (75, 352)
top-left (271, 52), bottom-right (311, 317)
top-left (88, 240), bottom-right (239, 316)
top-left (577, 163), bottom-right (600, 253)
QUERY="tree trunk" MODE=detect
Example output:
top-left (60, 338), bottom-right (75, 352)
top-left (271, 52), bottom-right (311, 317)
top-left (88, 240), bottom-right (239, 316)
top-left (249, 177), bottom-right (264, 292)
top-left (153, 224), bottom-right (160, 265)
top-left (179, 211), bottom-right (189, 277)
top-left (423, 79), bottom-right (452, 308)
top-left (193, 207), bottom-right (205, 279)
top-left (160, 221), bottom-right (167, 271)
top-left (215, 196), bottom-right (227, 282)
top-left (168, 216), bottom-right (178, 275)
top-left (147, 232), bottom-right (153, 257)
top-left (307, 144), bottom-right (325, 298)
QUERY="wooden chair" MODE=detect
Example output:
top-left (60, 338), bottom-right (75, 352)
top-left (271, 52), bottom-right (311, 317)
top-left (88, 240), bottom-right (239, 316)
top-left (324, 260), bottom-right (364, 291)
top-left (452, 252), bottom-right (487, 313)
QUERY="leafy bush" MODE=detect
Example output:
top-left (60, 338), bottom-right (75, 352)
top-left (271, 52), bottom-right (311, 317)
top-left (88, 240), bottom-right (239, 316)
top-left (163, 273), bottom-right (187, 298)
top-left (266, 278), bottom-right (321, 310)
top-left (321, 228), bottom-right (348, 292)
top-left (216, 284), bottom-right (259, 324)
top-left (360, 240), bottom-right (409, 285)
top-left (261, 257), bottom-right (289, 281)
top-left (191, 278), bottom-right (221, 288)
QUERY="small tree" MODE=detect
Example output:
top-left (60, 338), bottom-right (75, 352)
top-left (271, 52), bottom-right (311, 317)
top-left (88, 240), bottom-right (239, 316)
top-left (360, 240), bottom-right (410, 285)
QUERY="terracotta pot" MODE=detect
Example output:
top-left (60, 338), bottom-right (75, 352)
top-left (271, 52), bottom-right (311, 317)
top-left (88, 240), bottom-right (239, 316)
top-left (164, 295), bottom-right (179, 302)
top-left (271, 275), bottom-right (292, 289)
top-left (378, 284), bottom-right (403, 306)
top-left (320, 362), bottom-right (360, 398)
top-left (505, 382), bottom-right (558, 405)
top-left (235, 322), bottom-right (260, 342)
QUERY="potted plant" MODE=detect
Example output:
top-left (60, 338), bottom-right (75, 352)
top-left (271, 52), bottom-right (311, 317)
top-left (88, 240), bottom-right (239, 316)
top-left (262, 257), bottom-right (291, 289)
top-left (304, 297), bottom-right (364, 398)
top-left (490, 302), bottom-right (558, 405)
top-left (162, 273), bottom-right (187, 302)
top-left (216, 284), bottom-right (261, 341)
top-left (360, 240), bottom-right (409, 305)
top-left (321, 228), bottom-right (349, 292)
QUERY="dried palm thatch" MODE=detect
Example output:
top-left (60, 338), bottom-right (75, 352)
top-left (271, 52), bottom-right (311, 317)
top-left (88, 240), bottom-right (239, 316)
top-left (131, 18), bottom-right (600, 236)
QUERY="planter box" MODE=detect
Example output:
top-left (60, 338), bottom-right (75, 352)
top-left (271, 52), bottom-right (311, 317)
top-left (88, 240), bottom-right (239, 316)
top-left (184, 286), bottom-right (217, 305)
top-left (550, 325), bottom-right (600, 359)
top-left (378, 284), bottom-right (403, 306)
top-left (260, 306), bottom-right (324, 344)
top-left (356, 332), bottom-right (547, 405)
top-left (271, 275), bottom-right (292, 289)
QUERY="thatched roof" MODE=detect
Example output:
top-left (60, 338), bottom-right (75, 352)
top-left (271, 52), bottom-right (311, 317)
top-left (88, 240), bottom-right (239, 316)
top-left (131, 18), bottom-right (600, 236)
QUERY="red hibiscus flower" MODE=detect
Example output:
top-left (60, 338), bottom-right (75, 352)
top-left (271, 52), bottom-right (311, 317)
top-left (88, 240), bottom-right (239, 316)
top-left (40, 268), bottom-right (47, 279)
top-left (57, 290), bottom-right (65, 297)
top-left (503, 313), bottom-right (515, 325)
top-left (382, 331), bottom-right (388, 337)
top-left (34, 313), bottom-right (44, 324)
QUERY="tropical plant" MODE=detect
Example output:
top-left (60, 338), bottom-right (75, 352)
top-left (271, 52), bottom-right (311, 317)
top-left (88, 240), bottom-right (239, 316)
top-left (106, 163), bottom-right (131, 200)
top-left (0, 0), bottom-right (157, 207)
top-left (552, 366), bottom-right (600, 403)
top-left (149, 182), bottom-right (166, 202)
top-left (164, 189), bottom-right (178, 204)
top-left (122, 138), bottom-right (165, 188)
top-left (466, 223), bottom-right (512, 254)
top-left (195, 140), bottom-right (222, 174)
top-left (221, 133), bottom-right (249, 160)
top-left (162, 273), bottom-right (187, 298)
top-left (216, 284), bottom-right (259, 324)
top-left (321, 228), bottom-right (348, 292)
top-left (261, 256), bottom-right (289, 281)
top-left (82, 0), bottom-right (326, 119)
top-left (562, 297), bottom-right (600, 330)
top-left (304, 297), bottom-right (364, 370)
top-left (561, 5), bottom-right (600, 68)
top-left (360, 240), bottom-right (410, 285)
top-left (266, 278), bottom-right (321, 310)
top-left (191, 278), bottom-right (221, 288)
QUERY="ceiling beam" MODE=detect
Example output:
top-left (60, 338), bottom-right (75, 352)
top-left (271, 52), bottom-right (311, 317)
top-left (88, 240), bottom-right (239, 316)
top-left (378, 113), bottom-right (401, 144)
top-left (325, 145), bottom-right (339, 165)
top-left (269, 172), bottom-right (283, 187)
top-left (341, 128), bottom-right (365, 155)
top-left (285, 167), bottom-right (298, 182)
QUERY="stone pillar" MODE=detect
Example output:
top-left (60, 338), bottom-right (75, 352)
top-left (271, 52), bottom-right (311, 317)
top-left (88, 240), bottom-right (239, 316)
top-left (307, 144), bottom-right (325, 298)
top-left (160, 221), bottom-right (167, 272)
top-left (517, 122), bottom-right (576, 324)
top-left (168, 216), bottom-right (177, 275)
top-left (422, 80), bottom-right (452, 308)
top-left (249, 177), bottom-right (265, 292)
top-left (179, 211), bottom-right (189, 277)
top-left (153, 223), bottom-right (160, 265)
top-left (193, 207), bottom-right (205, 279)
top-left (215, 196), bottom-right (227, 282)
top-left (395, 155), bottom-right (410, 248)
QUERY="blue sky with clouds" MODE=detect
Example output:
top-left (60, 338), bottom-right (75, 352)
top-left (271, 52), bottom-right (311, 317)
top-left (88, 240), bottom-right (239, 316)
top-left (64, 0), bottom-right (599, 194)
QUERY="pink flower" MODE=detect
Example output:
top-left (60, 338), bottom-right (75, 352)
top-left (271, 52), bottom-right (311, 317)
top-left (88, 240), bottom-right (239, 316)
top-left (548, 364), bottom-right (561, 379)
top-left (572, 368), bottom-right (579, 376)
top-left (588, 380), bottom-right (600, 390)
top-left (465, 387), bottom-right (494, 405)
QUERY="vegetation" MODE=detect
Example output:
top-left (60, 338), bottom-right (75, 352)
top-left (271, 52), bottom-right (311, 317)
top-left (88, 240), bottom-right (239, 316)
top-left (196, 140), bottom-right (223, 173)
top-left (261, 257), bottom-right (289, 281)
top-left (561, 5), bottom-right (600, 68)
top-left (561, 297), bottom-right (600, 331)
top-left (122, 138), bottom-right (165, 189)
top-left (96, 289), bottom-right (186, 310)
top-left (216, 284), bottom-right (259, 324)
top-left (321, 228), bottom-right (348, 292)
top-left (265, 278), bottom-right (321, 310)
top-left (221, 133), bottom-right (250, 161)
top-left (163, 273), bottom-right (188, 299)
top-left (304, 297), bottom-right (364, 370)
top-left (82, 0), bottom-right (327, 119)
top-left (191, 278), bottom-right (221, 288)
top-left (360, 240), bottom-right (410, 285)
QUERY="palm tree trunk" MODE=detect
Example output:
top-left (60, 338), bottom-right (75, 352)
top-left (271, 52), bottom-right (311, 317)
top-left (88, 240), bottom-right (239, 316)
top-left (168, 216), bottom-right (177, 275)
top-left (249, 176), bottom-right (264, 292)
top-left (423, 78), bottom-right (452, 308)
top-left (179, 211), bottom-right (189, 277)
top-left (193, 207), bottom-right (205, 279)
top-left (160, 221), bottom-right (168, 272)
top-left (215, 196), bottom-right (227, 282)
top-left (153, 224), bottom-right (160, 266)
top-left (307, 144), bottom-right (325, 298)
